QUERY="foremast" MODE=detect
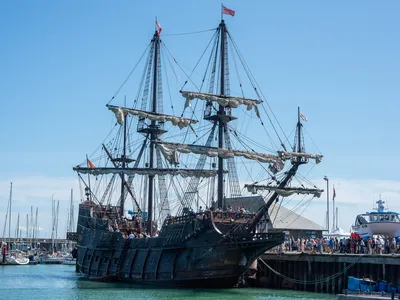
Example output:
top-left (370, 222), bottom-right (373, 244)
top-left (120, 104), bottom-right (128, 216)
top-left (246, 108), bottom-right (322, 233)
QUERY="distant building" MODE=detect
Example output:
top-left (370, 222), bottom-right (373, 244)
top-left (267, 204), bottom-right (325, 239)
top-left (225, 195), bottom-right (325, 239)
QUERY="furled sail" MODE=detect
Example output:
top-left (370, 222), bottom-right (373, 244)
top-left (73, 167), bottom-right (220, 178)
top-left (107, 105), bottom-right (198, 129)
top-left (278, 151), bottom-right (323, 164)
top-left (245, 184), bottom-right (323, 198)
top-left (156, 142), bottom-right (284, 173)
top-left (180, 91), bottom-right (262, 116)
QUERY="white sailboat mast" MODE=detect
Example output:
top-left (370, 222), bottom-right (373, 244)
top-left (9, 182), bottom-right (12, 244)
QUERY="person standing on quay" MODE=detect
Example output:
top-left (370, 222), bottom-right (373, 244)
top-left (368, 238), bottom-right (373, 254)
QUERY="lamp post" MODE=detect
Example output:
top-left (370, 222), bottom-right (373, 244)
top-left (332, 184), bottom-right (335, 231)
top-left (324, 176), bottom-right (329, 233)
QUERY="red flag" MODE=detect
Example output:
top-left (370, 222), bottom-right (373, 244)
top-left (222, 5), bottom-right (235, 16)
top-left (333, 187), bottom-right (336, 200)
top-left (156, 21), bottom-right (162, 35)
top-left (87, 159), bottom-right (96, 169)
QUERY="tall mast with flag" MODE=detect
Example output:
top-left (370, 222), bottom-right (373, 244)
top-left (221, 4), bottom-right (236, 19)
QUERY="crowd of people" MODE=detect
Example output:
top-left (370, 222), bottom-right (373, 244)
top-left (121, 231), bottom-right (159, 239)
top-left (278, 235), bottom-right (400, 254)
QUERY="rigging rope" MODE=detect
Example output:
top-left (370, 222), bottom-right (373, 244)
top-left (162, 28), bottom-right (217, 36)
top-left (160, 44), bottom-right (177, 116)
top-left (227, 31), bottom-right (291, 151)
top-left (161, 42), bottom-right (201, 93)
top-left (303, 127), bottom-right (324, 156)
top-left (107, 43), bottom-right (151, 105)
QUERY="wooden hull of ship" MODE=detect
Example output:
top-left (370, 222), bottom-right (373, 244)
top-left (76, 226), bottom-right (282, 288)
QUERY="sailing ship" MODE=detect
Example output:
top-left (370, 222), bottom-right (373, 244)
top-left (70, 17), bottom-right (323, 287)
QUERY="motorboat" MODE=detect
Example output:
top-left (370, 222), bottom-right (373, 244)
top-left (352, 199), bottom-right (400, 239)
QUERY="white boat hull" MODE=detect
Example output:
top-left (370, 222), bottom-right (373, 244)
top-left (6, 256), bottom-right (30, 265)
top-left (62, 258), bottom-right (76, 265)
top-left (352, 222), bottom-right (400, 238)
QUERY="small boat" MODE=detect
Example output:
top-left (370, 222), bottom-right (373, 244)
top-left (62, 256), bottom-right (76, 265)
top-left (352, 199), bottom-right (400, 239)
top-left (39, 254), bottom-right (64, 264)
top-left (7, 253), bottom-right (30, 265)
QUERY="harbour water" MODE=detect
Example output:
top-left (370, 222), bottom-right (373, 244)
top-left (0, 265), bottom-right (336, 300)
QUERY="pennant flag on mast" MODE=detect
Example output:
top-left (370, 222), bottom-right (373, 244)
top-left (156, 20), bottom-right (162, 35)
top-left (222, 4), bottom-right (235, 16)
top-left (87, 159), bottom-right (96, 169)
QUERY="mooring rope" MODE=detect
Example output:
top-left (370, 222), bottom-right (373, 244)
top-left (258, 255), bottom-right (363, 285)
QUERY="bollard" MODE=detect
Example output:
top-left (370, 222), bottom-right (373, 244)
top-left (344, 289), bottom-right (348, 295)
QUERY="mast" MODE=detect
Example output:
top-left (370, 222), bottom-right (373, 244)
top-left (69, 189), bottom-right (75, 249)
top-left (34, 207), bottom-right (38, 249)
top-left (55, 200), bottom-right (59, 250)
top-left (30, 206), bottom-right (33, 248)
top-left (69, 189), bottom-right (74, 232)
top-left (217, 20), bottom-right (226, 209)
top-left (2, 200), bottom-right (8, 242)
top-left (8, 182), bottom-right (12, 246)
top-left (51, 194), bottom-right (55, 252)
top-left (15, 213), bottom-right (20, 244)
top-left (86, 155), bottom-right (92, 201)
top-left (26, 214), bottom-right (28, 241)
top-left (297, 107), bottom-right (302, 155)
top-left (120, 96), bottom-right (128, 217)
top-left (147, 29), bottom-right (160, 235)
top-left (247, 108), bottom-right (307, 233)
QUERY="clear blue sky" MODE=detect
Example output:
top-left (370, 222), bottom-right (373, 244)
top-left (1, 1), bottom-right (400, 235)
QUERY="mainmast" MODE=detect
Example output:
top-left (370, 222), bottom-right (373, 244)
top-left (147, 29), bottom-right (161, 235)
top-left (217, 20), bottom-right (226, 209)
